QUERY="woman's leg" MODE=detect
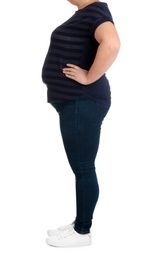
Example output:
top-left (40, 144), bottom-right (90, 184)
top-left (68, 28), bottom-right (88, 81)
top-left (52, 96), bottom-right (110, 234)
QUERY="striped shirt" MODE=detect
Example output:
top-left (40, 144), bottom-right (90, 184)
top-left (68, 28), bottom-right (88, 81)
top-left (42, 2), bottom-right (114, 103)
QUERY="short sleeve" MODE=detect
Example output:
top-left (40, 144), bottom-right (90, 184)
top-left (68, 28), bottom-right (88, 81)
top-left (90, 4), bottom-right (114, 37)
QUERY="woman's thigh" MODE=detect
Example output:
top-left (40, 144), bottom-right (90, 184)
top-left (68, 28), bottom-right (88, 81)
top-left (52, 96), bottom-right (110, 172)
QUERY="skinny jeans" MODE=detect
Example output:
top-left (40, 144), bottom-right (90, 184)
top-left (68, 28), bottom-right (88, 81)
top-left (51, 95), bottom-right (110, 234)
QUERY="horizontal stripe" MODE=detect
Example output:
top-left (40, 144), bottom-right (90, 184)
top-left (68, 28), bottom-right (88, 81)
top-left (51, 44), bottom-right (83, 52)
top-left (51, 38), bottom-right (85, 46)
top-left (47, 85), bottom-right (83, 94)
top-left (52, 33), bottom-right (87, 42)
top-left (48, 88), bottom-right (82, 97)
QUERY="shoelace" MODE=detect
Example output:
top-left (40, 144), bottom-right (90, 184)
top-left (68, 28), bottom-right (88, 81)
top-left (58, 224), bottom-right (73, 231)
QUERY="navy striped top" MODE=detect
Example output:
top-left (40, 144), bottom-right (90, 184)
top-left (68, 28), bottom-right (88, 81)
top-left (42, 2), bottom-right (114, 104)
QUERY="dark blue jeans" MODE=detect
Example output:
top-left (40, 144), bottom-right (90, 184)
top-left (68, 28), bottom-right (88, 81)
top-left (51, 96), bottom-right (110, 234)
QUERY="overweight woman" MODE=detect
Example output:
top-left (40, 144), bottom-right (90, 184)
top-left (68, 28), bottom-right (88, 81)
top-left (42, 0), bottom-right (121, 247)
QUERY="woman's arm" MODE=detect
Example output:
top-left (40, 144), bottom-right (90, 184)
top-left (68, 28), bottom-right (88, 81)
top-left (63, 21), bottom-right (121, 85)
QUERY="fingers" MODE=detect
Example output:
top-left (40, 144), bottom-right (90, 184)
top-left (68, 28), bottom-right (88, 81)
top-left (63, 64), bottom-right (78, 72)
top-left (62, 68), bottom-right (75, 76)
top-left (62, 64), bottom-right (88, 84)
top-left (62, 68), bottom-right (74, 73)
top-left (62, 64), bottom-right (78, 77)
top-left (66, 64), bottom-right (78, 69)
top-left (62, 67), bottom-right (75, 80)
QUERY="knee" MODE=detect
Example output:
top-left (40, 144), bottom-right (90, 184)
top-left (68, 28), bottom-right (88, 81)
top-left (74, 160), bottom-right (96, 177)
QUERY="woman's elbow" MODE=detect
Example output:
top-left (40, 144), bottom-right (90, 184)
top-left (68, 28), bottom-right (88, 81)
top-left (115, 37), bottom-right (121, 52)
top-left (108, 37), bottom-right (121, 55)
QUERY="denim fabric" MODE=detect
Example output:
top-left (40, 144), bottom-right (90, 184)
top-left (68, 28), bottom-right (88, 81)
top-left (51, 96), bottom-right (110, 234)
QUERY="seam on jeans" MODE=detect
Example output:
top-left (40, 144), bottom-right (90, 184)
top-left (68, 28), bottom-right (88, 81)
top-left (75, 98), bottom-right (85, 230)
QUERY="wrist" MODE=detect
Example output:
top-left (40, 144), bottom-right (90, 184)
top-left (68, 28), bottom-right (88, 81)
top-left (84, 74), bottom-right (94, 85)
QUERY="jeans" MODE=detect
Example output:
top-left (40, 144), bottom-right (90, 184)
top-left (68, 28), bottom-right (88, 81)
top-left (51, 95), bottom-right (110, 234)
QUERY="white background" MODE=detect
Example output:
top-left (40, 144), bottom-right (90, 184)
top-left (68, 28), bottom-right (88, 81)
top-left (0, 0), bottom-right (155, 259)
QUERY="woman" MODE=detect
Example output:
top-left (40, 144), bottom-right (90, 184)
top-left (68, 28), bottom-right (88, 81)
top-left (42, 0), bottom-right (120, 247)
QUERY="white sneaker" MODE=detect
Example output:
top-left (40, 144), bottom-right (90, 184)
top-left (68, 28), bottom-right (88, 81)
top-left (46, 227), bottom-right (91, 247)
top-left (47, 223), bottom-right (74, 236)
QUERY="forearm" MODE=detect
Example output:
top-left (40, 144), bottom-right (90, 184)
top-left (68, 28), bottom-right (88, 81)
top-left (86, 41), bottom-right (120, 84)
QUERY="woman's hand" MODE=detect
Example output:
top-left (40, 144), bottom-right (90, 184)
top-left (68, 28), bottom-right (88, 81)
top-left (62, 64), bottom-right (89, 85)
